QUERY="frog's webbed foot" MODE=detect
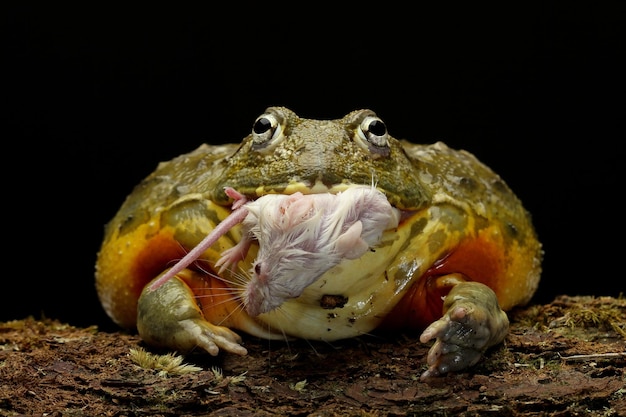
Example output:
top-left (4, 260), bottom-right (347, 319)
top-left (137, 272), bottom-right (247, 356)
top-left (419, 281), bottom-right (509, 380)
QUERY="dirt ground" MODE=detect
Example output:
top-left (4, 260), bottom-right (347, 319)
top-left (1, 295), bottom-right (624, 417)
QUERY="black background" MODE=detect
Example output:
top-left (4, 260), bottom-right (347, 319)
top-left (6, 4), bottom-right (624, 330)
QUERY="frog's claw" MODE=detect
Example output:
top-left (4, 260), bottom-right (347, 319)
top-left (137, 273), bottom-right (247, 356)
top-left (419, 281), bottom-right (509, 380)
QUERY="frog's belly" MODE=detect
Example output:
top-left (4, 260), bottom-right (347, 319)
top-left (208, 202), bottom-right (540, 341)
top-left (238, 209), bottom-right (540, 341)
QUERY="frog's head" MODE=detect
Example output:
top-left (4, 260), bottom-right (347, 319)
top-left (213, 107), bottom-right (430, 210)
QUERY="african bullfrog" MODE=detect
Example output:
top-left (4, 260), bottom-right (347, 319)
top-left (95, 107), bottom-right (542, 379)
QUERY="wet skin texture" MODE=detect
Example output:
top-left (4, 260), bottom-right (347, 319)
top-left (95, 107), bottom-right (543, 379)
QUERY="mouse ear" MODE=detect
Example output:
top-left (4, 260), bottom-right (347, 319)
top-left (335, 221), bottom-right (368, 259)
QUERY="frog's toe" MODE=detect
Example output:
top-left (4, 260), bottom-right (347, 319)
top-left (137, 274), bottom-right (247, 356)
top-left (419, 307), bottom-right (485, 379)
top-left (175, 317), bottom-right (247, 356)
top-left (419, 281), bottom-right (509, 380)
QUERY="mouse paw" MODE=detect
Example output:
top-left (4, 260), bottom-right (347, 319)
top-left (215, 238), bottom-right (252, 274)
top-left (138, 273), bottom-right (247, 356)
top-left (419, 281), bottom-right (509, 380)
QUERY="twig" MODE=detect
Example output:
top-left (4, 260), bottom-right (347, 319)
top-left (559, 352), bottom-right (626, 362)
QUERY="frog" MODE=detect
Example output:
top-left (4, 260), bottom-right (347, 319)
top-left (95, 106), bottom-right (543, 379)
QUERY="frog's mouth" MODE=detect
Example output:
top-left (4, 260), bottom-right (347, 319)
top-left (214, 171), bottom-right (429, 212)
top-left (252, 179), bottom-right (359, 199)
top-left (233, 179), bottom-right (417, 225)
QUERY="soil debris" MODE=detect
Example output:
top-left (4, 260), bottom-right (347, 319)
top-left (1, 295), bottom-right (624, 416)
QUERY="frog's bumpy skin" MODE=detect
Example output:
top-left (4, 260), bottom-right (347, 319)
top-left (95, 107), bottom-right (542, 377)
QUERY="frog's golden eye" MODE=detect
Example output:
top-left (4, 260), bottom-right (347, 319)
top-left (251, 111), bottom-right (285, 152)
top-left (355, 115), bottom-right (391, 157)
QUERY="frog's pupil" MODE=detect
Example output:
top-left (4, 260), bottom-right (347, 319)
top-left (253, 118), bottom-right (272, 134)
top-left (368, 120), bottom-right (386, 136)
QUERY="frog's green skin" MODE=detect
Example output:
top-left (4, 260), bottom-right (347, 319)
top-left (95, 107), bottom-right (542, 379)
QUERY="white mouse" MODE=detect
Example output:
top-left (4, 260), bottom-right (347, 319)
top-left (217, 185), bottom-right (401, 316)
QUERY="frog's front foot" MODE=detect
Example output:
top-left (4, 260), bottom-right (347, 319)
top-left (419, 281), bottom-right (509, 380)
top-left (137, 272), bottom-right (248, 356)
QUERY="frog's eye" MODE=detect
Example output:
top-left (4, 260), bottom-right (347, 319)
top-left (251, 111), bottom-right (285, 151)
top-left (355, 115), bottom-right (391, 157)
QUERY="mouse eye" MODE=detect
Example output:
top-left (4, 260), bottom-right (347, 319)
top-left (254, 263), bottom-right (262, 276)
top-left (352, 112), bottom-right (391, 158)
top-left (251, 109), bottom-right (286, 152)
